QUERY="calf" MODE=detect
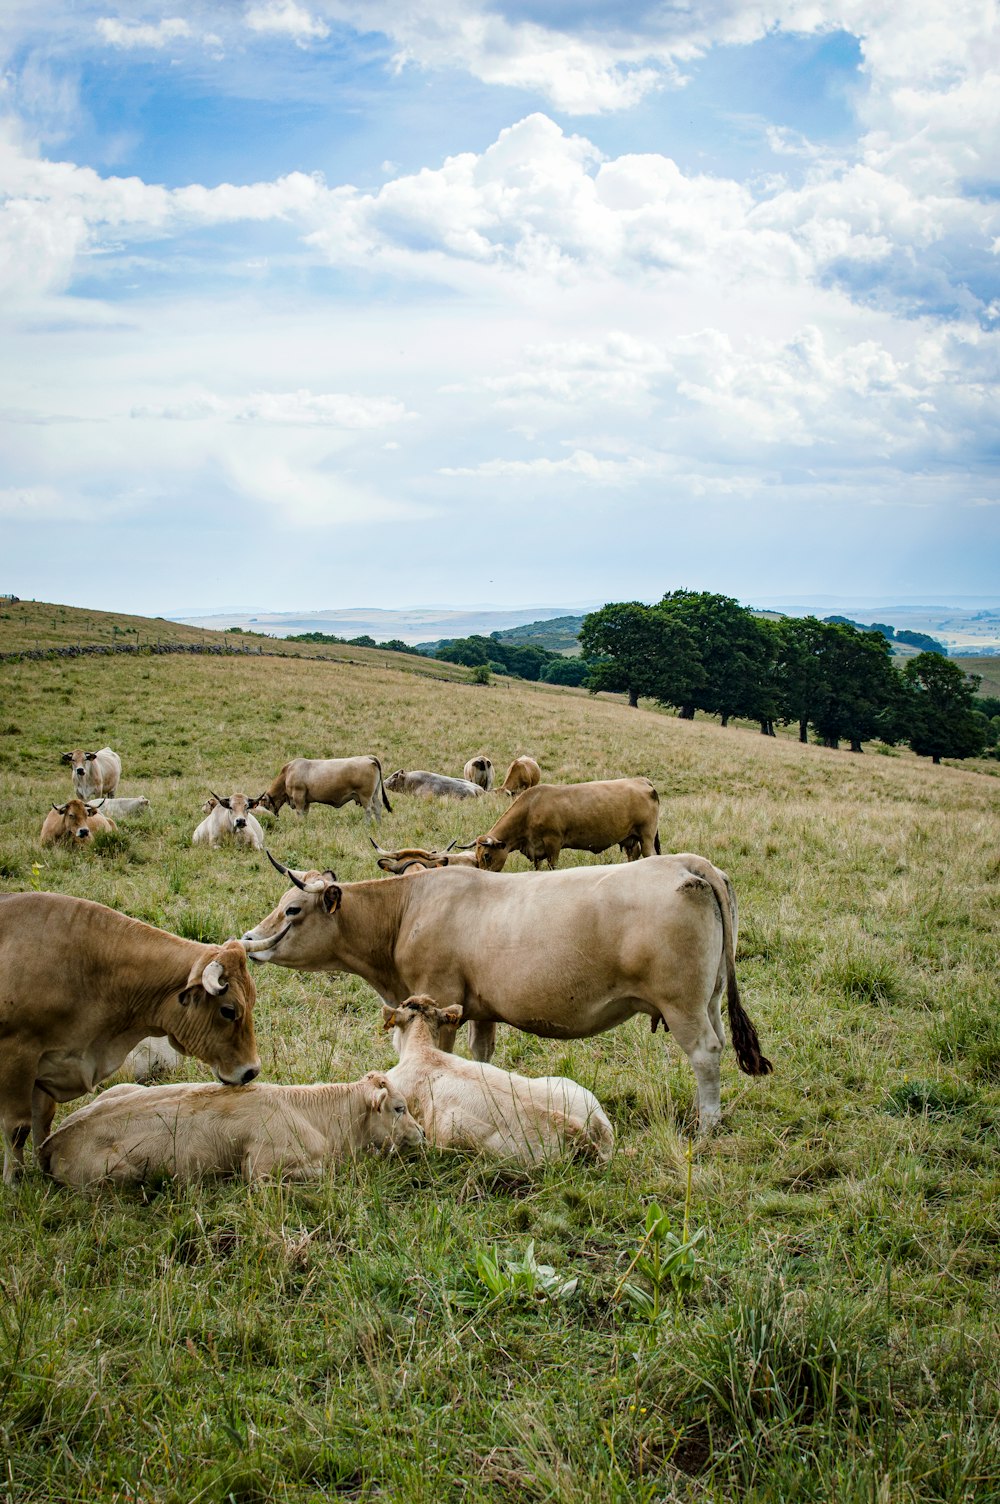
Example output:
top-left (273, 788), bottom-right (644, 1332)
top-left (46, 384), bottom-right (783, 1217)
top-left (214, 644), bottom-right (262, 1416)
top-left (499, 755), bottom-right (541, 798)
top-left (61, 747), bottom-right (121, 799)
top-left (40, 799), bottom-right (116, 847)
top-left (463, 756), bottom-right (495, 791)
top-left (193, 792), bottom-right (265, 851)
top-left (384, 997), bottom-right (614, 1163)
top-left (41, 1071), bottom-right (422, 1186)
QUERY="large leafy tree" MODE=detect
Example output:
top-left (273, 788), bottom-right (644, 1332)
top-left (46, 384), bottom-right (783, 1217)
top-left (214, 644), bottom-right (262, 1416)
top-left (579, 602), bottom-right (700, 708)
top-left (809, 623), bottom-right (901, 751)
top-left (901, 654), bottom-right (986, 764)
top-left (655, 590), bottom-right (771, 724)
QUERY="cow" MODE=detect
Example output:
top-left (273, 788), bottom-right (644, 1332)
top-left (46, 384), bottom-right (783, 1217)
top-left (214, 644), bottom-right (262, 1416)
top-left (61, 747), bottom-right (122, 799)
top-left (471, 777), bottom-right (660, 871)
top-left (39, 799), bottom-right (117, 847)
top-left (463, 756), bottom-right (495, 792)
top-left (40, 1072), bottom-right (423, 1187)
top-left (0, 892), bottom-right (260, 1183)
top-left (384, 996), bottom-right (613, 1163)
top-left (242, 853), bottom-right (772, 1127)
top-left (369, 839), bottom-right (479, 875)
top-left (257, 756), bottom-right (391, 826)
top-left (98, 797), bottom-right (150, 819)
top-left (193, 792), bottom-right (265, 851)
top-left (384, 769), bottom-right (484, 800)
top-left (499, 755), bottom-right (541, 798)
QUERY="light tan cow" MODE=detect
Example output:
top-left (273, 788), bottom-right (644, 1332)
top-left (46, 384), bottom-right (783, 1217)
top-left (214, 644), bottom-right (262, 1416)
top-left (99, 797), bottom-right (150, 819)
top-left (463, 756), bottom-right (495, 791)
top-left (61, 747), bottom-right (122, 799)
top-left (369, 839), bottom-right (479, 874)
top-left (384, 769), bottom-right (484, 800)
top-left (40, 1071), bottom-right (423, 1186)
top-left (243, 854), bottom-right (772, 1127)
top-left (257, 756), bottom-right (391, 825)
top-left (0, 892), bottom-right (260, 1182)
top-left (40, 799), bottom-right (117, 847)
top-left (472, 777), bottom-right (660, 871)
top-left (499, 755), bottom-right (541, 797)
top-left (192, 792), bottom-right (265, 850)
top-left (384, 996), bottom-right (613, 1163)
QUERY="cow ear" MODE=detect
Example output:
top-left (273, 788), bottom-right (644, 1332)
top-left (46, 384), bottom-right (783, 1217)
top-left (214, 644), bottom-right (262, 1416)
top-left (370, 1085), bottom-right (388, 1111)
top-left (86, 751), bottom-right (97, 761)
top-left (60, 752), bottom-right (72, 764)
top-left (322, 883), bottom-right (342, 914)
top-left (442, 1005), bottom-right (464, 1025)
top-left (381, 1006), bottom-right (398, 1031)
top-left (247, 798), bottom-right (260, 809)
top-left (52, 802), bottom-right (67, 815)
top-left (84, 804), bottom-right (98, 816)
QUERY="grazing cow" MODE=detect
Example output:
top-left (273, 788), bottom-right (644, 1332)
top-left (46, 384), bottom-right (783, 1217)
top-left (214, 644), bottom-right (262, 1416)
top-left (257, 756), bottom-right (391, 825)
top-left (369, 839), bottom-right (479, 875)
top-left (61, 747), bottom-right (121, 799)
top-left (242, 854), bottom-right (772, 1127)
top-left (384, 996), bottom-right (613, 1164)
top-left (192, 792), bottom-right (265, 851)
top-left (98, 797), bottom-right (150, 819)
top-left (0, 892), bottom-right (260, 1183)
top-left (41, 1072), bottom-right (423, 1186)
top-left (471, 777), bottom-right (660, 871)
top-left (385, 769), bottom-right (484, 800)
top-left (499, 755), bottom-right (541, 798)
top-left (463, 756), bottom-right (495, 791)
top-left (40, 799), bottom-right (117, 847)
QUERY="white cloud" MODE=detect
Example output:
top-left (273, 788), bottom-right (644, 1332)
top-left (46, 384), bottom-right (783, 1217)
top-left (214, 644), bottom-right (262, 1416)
top-left (131, 390), bottom-right (413, 427)
top-left (440, 448), bottom-right (652, 482)
top-left (244, 1), bottom-right (330, 44)
top-left (96, 16), bottom-right (191, 49)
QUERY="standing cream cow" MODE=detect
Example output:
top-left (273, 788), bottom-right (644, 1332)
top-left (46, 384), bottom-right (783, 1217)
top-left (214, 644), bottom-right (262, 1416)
top-left (61, 747), bottom-right (122, 799)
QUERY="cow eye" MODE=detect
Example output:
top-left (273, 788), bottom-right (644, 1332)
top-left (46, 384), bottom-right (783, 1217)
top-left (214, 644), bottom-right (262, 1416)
top-left (394, 1103), bottom-right (406, 1114)
top-left (220, 1003), bottom-right (237, 1021)
top-left (286, 905), bottom-right (301, 917)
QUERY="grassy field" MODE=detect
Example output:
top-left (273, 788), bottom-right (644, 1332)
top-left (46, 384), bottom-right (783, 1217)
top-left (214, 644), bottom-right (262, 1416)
top-left (1, 644), bottom-right (998, 1503)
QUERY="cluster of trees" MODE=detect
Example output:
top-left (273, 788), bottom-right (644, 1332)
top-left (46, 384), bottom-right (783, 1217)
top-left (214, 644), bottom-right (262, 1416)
top-left (431, 633), bottom-right (590, 685)
top-left (290, 631), bottom-right (424, 655)
top-left (580, 591), bottom-right (988, 764)
top-left (826, 617), bottom-right (947, 654)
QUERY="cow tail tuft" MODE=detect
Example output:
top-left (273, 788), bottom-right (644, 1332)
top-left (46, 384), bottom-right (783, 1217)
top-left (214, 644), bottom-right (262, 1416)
top-left (654, 830), bottom-right (661, 855)
top-left (374, 756), bottom-right (392, 812)
top-left (727, 970), bottom-right (773, 1076)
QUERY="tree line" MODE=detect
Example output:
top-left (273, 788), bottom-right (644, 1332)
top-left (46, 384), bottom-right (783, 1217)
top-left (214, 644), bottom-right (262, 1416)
top-left (579, 591), bottom-right (992, 764)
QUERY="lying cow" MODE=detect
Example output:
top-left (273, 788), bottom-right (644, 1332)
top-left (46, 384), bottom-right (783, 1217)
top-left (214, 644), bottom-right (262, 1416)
top-left (385, 769), bottom-right (484, 800)
top-left (463, 756), bottom-right (495, 791)
top-left (243, 853), bottom-right (772, 1127)
top-left (98, 797), bottom-right (150, 819)
top-left (40, 799), bottom-right (117, 847)
top-left (257, 756), bottom-right (391, 825)
top-left (499, 755), bottom-right (541, 797)
top-left (0, 892), bottom-right (259, 1182)
top-left (61, 747), bottom-right (122, 799)
top-left (370, 839), bottom-right (479, 875)
top-left (40, 1071), bottom-right (423, 1186)
top-left (471, 777), bottom-right (660, 871)
top-left (193, 792), bottom-right (265, 851)
top-left (384, 996), bottom-right (613, 1163)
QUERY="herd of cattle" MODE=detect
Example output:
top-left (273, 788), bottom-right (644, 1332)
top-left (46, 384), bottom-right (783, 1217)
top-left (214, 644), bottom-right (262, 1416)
top-left (1, 740), bottom-right (772, 1187)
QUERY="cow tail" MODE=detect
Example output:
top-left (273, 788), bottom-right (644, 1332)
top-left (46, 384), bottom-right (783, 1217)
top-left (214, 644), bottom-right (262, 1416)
top-left (695, 857), bottom-right (772, 1077)
top-left (654, 830), bottom-right (661, 855)
top-left (374, 756), bottom-right (392, 812)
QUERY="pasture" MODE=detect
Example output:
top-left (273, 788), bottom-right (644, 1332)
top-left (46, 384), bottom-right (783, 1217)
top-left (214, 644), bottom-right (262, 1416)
top-left (0, 647), bottom-right (998, 1502)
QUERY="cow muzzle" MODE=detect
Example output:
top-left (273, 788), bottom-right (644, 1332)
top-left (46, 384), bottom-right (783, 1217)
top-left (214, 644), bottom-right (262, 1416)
top-left (215, 1064), bottom-right (261, 1086)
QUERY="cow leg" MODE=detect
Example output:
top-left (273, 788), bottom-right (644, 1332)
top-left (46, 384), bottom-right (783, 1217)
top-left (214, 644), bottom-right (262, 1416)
top-left (31, 1086), bottom-right (57, 1158)
top-left (467, 1021), bottom-right (497, 1062)
top-left (1, 1054), bottom-right (36, 1183)
top-left (659, 1004), bottom-right (723, 1129)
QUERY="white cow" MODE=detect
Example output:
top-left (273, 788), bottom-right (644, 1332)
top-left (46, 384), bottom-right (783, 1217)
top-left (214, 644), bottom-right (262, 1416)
top-left (192, 793), bottom-right (265, 851)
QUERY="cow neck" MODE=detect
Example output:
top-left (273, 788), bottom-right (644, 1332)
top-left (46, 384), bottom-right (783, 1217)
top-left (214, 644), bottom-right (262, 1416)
top-left (332, 878), bottom-right (412, 1000)
top-left (265, 768), bottom-right (288, 810)
top-left (274, 1079), bottom-right (369, 1147)
top-left (61, 898), bottom-right (214, 1026)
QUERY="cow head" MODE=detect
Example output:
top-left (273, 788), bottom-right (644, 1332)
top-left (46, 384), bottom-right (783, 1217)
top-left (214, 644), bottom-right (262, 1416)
top-left (381, 995), bottom-right (464, 1055)
top-left (50, 798), bottom-right (100, 841)
top-left (474, 834), bottom-right (510, 871)
top-left (62, 749), bottom-right (95, 786)
top-left (384, 770), bottom-right (406, 792)
top-left (169, 939), bottom-right (260, 1086)
top-left (240, 852), bottom-right (342, 967)
top-left (359, 1071), bottom-right (424, 1152)
top-left (369, 838), bottom-right (457, 874)
top-left (255, 792), bottom-right (279, 817)
top-left (210, 791), bottom-right (254, 833)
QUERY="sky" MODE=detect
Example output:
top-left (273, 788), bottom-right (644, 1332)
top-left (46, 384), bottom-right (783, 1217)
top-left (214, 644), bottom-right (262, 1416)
top-left (1, 0), bottom-right (999, 615)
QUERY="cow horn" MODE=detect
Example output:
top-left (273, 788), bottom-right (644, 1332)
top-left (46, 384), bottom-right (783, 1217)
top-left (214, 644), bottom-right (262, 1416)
top-left (202, 959), bottom-right (228, 995)
top-left (91, 797), bottom-right (106, 809)
top-left (52, 803), bottom-right (66, 815)
top-left (455, 840), bottom-right (477, 850)
top-left (266, 849), bottom-right (308, 891)
top-left (445, 839), bottom-right (457, 851)
top-left (210, 790), bottom-right (231, 809)
top-left (369, 838), bottom-right (391, 854)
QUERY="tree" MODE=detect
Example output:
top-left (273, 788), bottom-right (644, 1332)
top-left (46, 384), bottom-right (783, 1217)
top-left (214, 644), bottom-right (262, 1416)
top-left (541, 657), bottom-right (591, 687)
top-left (809, 623), bottom-right (901, 751)
top-left (655, 591), bottom-right (770, 724)
top-left (901, 654), bottom-right (986, 764)
top-left (771, 616), bottom-right (830, 743)
top-left (579, 602), bottom-right (671, 708)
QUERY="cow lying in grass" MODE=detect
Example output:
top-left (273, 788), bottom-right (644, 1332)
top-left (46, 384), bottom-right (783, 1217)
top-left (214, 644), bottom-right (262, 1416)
top-left (40, 799), bottom-right (116, 847)
top-left (383, 996), bottom-right (614, 1164)
top-left (41, 1072), bottom-right (423, 1186)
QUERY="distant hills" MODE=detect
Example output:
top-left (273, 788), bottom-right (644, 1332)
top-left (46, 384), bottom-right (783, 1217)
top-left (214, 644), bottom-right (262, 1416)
top-left (176, 605), bottom-right (594, 646)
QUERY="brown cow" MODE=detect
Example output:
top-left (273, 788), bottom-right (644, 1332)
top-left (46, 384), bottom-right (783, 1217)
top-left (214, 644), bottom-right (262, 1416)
top-left (41, 1071), bottom-right (423, 1186)
top-left (369, 839), bottom-right (479, 874)
top-left (472, 777), bottom-right (660, 871)
top-left (40, 799), bottom-right (117, 847)
top-left (0, 892), bottom-right (260, 1182)
top-left (499, 755), bottom-right (541, 797)
top-left (242, 854), bottom-right (772, 1127)
top-left (257, 756), bottom-right (391, 825)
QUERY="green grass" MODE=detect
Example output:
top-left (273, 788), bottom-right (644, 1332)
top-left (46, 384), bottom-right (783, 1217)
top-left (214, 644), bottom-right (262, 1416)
top-left (1, 644), bottom-right (998, 1501)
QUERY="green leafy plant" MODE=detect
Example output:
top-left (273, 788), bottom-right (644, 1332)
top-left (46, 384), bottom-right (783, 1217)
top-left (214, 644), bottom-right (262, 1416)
top-left (616, 1146), bottom-right (705, 1321)
top-left (472, 1241), bottom-right (579, 1303)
